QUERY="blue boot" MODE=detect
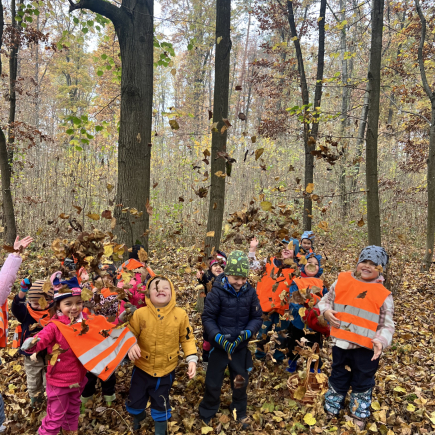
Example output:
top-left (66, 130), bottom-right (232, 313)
top-left (286, 360), bottom-right (298, 373)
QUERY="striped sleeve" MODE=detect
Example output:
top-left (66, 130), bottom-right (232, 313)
top-left (318, 280), bottom-right (337, 315)
top-left (372, 294), bottom-right (395, 349)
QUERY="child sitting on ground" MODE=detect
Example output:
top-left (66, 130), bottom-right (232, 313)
top-left (199, 251), bottom-right (263, 429)
top-left (11, 279), bottom-right (54, 407)
top-left (287, 253), bottom-right (328, 373)
top-left (318, 246), bottom-right (394, 430)
top-left (126, 276), bottom-right (197, 434)
top-left (248, 237), bottom-right (299, 363)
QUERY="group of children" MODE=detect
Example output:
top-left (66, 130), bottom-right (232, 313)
top-left (0, 230), bottom-right (395, 433)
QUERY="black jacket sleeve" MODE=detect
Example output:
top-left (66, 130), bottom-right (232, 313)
top-left (201, 288), bottom-right (222, 344)
top-left (11, 294), bottom-right (29, 324)
top-left (244, 290), bottom-right (263, 335)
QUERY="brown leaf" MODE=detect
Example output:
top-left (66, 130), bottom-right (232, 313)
top-left (78, 320), bottom-right (90, 336)
top-left (72, 205), bottom-right (82, 215)
top-left (106, 183), bottom-right (114, 193)
top-left (153, 182), bottom-right (158, 189)
top-left (59, 213), bottom-right (70, 219)
top-left (138, 248), bottom-right (148, 263)
top-left (146, 198), bottom-right (153, 215)
top-left (238, 112), bottom-right (246, 121)
top-left (38, 296), bottom-right (48, 310)
top-left (101, 210), bottom-right (112, 219)
top-left (208, 110), bottom-right (213, 120)
top-left (110, 217), bottom-right (117, 229)
top-left (255, 148), bottom-right (264, 160)
top-left (178, 196), bottom-right (184, 202)
top-left (357, 217), bottom-right (365, 227)
top-left (86, 212), bottom-right (100, 221)
top-left (169, 119), bottom-right (179, 130)
top-left (356, 291), bottom-right (367, 299)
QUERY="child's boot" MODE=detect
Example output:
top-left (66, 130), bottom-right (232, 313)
top-left (154, 421), bottom-right (167, 435)
top-left (30, 395), bottom-right (43, 407)
top-left (132, 411), bottom-right (146, 431)
top-left (80, 394), bottom-right (94, 414)
top-left (104, 393), bottom-right (116, 407)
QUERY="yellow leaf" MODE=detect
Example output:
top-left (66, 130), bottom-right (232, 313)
top-left (303, 413), bottom-right (316, 426)
top-left (106, 183), bottom-right (114, 192)
top-left (260, 201), bottom-right (272, 211)
top-left (216, 36), bottom-right (222, 44)
top-left (298, 307), bottom-right (306, 318)
top-left (291, 36), bottom-right (298, 41)
top-left (104, 245), bottom-right (114, 257)
top-left (206, 231), bottom-right (215, 237)
top-left (8, 349), bottom-right (18, 357)
top-left (368, 422), bottom-right (377, 432)
top-left (169, 119), bottom-right (179, 130)
top-left (306, 183), bottom-right (314, 193)
top-left (325, 24), bottom-right (330, 30)
top-left (86, 212), bottom-right (100, 221)
top-left (255, 148), bottom-right (264, 160)
top-left (394, 386), bottom-right (406, 393)
top-left (371, 401), bottom-right (381, 411)
top-left (110, 217), bottom-right (117, 229)
top-left (201, 427), bottom-right (213, 434)
top-left (170, 68), bottom-right (176, 76)
top-left (407, 403), bottom-right (416, 412)
top-left (38, 296), bottom-right (48, 310)
top-left (81, 287), bottom-right (93, 302)
top-left (13, 364), bottom-right (22, 372)
top-left (233, 408), bottom-right (237, 421)
top-left (59, 213), bottom-right (70, 219)
top-left (293, 385), bottom-right (306, 400)
top-left (317, 16), bottom-right (323, 22)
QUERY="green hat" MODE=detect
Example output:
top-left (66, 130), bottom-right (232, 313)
top-left (225, 250), bottom-right (249, 278)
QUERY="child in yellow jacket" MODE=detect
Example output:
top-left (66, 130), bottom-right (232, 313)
top-left (127, 276), bottom-right (197, 434)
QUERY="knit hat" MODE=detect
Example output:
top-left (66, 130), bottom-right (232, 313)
top-left (282, 238), bottom-right (300, 256)
top-left (129, 244), bottom-right (146, 260)
top-left (301, 252), bottom-right (324, 277)
top-left (225, 250), bottom-right (249, 278)
top-left (52, 276), bottom-right (82, 302)
top-left (358, 245), bottom-right (389, 271)
top-left (301, 231), bottom-right (315, 244)
top-left (28, 279), bottom-right (54, 302)
top-left (99, 263), bottom-right (117, 277)
top-left (210, 250), bottom-right (227, 268)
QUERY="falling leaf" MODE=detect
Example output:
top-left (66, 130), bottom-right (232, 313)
top-left (106, 183), bottom-right (114, 193)
top-left (293, 385), bottom-right (306, 400)
top-left (72, 205), bottom-right (82, 215)
top-left (110, 217), bottom-right (117, 229)
top-left (289, 165), bottom-right (294, 171)
top-left (138, 248), bottom-right (148, 263)
top-left (169, 119), bottom-right (179, 130)
top-left (356, 291), bottom-right (367, 299)
top-left (358, 217), bottom-right (365, 227)
top-left (170, 68), bottom-right (176, 76)
top-left (59, 213), bottom-right (70, 219)
top-left (234, 374), bottom-right (245, 389)
top-left (86, 212), bottom-right (100, 221)
top-left (214, 171), bottom-right (226, 178)
top-left (101, 210), bottom-right (112, 219)
top-left (146, 199), bottom-right (153, 215)
top-left (216, 36), bottom-right (222, 44)
top-left (260, 201), bottom-right (272, 211)
top-left (206, 231), bottom-right (215, 237)
top-left (79, 320), bottom-right (90, 336)
top-left (136, 133), bottom-right (141, 143)
top-left (37, 296), bottom-right (48, 310)
top-left (235, 85), bottom-right (242, 90)
top-left (81, 287), bottom-right (93, 302)
top-left (255, 148), bottom-right (264, 160)
top-left (238, 112), bottom-right (246, 120)
top-left (42, 280), bottom-right (52, 294)
top-left (303, 413), bottom-right (316, 426)
top-left (233, 408), bottom-right (237, 421)
top-left (306, 183), bottom-right (314, 193)
top-left (251, 135), bottom-right (257, 143)
top-left (345, 365), bottom-right (352, 371)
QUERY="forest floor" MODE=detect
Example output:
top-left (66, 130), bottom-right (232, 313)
top-left (2, 239), bottom-right (435, 435)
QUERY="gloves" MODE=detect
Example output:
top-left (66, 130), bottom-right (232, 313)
top-left (215, 333), bottom-right (238, 354)
top-left (238, 330), bottom-right (252, 341)
top-left (118, 303), bottom-right (138, 323)
top-left (21, 336), bottom-right (39, 351)
top-left (20, 278), bottom-right (32, 293)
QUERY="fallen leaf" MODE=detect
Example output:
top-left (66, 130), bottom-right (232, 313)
top-left (86, 212), bottom-right (100, 221)
top-left (303, 413), bottom-right (316, 426)
top-left (306, 183), bottom-right (314, 193)
top-left (260, 201), bottom-right (272, 211)
top-left (255, 148), bottom-right (264, 160)
top-left (206, 231), bottom-right (215, 237)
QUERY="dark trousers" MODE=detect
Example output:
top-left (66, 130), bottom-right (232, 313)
top-left (126, 366), bottom-right (175, 422)
top-left (82, 372), bottom-right (116, 399)
top-left (287, 322), bottom-right (323, 368)
top-left (199, 346), bottom-right (252, 421)
top-left (329, 346), bottom-right (379, 394)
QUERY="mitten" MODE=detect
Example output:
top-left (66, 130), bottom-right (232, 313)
top-left (215, 333), bottom-right (238, 354)
top-left (239, 330), bottom-right (252, 341)
top-left (20, 278), bottom-right (32, 293)
top-left (21, 336), bottom-right (39, 351)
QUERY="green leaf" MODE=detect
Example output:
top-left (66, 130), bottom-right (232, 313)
top-left (97, 70), bottom-right (104, 76)
top-left (101, 54), bottom-right (108, 60)
top-left (15, 16), bottom-right (22, 21)
top-left (106, 65), bottom-right (112, 70)
top-left (81, 115), bottom-right (88, 122)
top-left (82, 27), bottom-right (88, 34)
top-left (187, 44), bottom-right (193, 50)
top-left (86, 134), bottom-right (94, 139)
top-left (80, 128), bottom-right (86, 135)
top-left (21, 22), bottom-right (27, 28)
top-left (87, 20), bottom-right (94, 26)
top-left (80, 138), bottom-right (89, 144)
top-left (72, 117), bottom-right (81, 125)
top-left (75, 146), bottom-right (83, 151)
top-left (33, 9), bottom-right (40, 15)
top-left (66, 129), bottom-right (74, 135)
top-left (95, 125), bottom-right (103, 132)
top-left (73, 17), bottom-right (79, 24)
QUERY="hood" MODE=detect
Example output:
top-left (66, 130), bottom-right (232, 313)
top-left (214, 273), bottom-right (251, 297)
top-left (144, 275), bottom-right (176, 316)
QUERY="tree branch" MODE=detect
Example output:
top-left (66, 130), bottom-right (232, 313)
top-left (68, 0), bottom-right (122, 25)
top-left (415, 0), bottom-right (434, 100)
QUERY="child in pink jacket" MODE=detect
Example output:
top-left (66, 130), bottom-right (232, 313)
top-left (0, 235), bottom-right (33, 433)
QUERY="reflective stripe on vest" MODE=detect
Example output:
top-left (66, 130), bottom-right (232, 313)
top-left (256, 257), bottom-right (294, 314)
top-left (12, 325), bottom-right (22, 349)
top-left (51, 315), bottom-right (137, 381)
top-left (293, 277), bottom-right (324, 304)
top-left (0, 301), bottom-right (8, 348)
top-left (330, 271), bottom-right (391, 349)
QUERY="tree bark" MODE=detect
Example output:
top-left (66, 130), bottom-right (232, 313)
top-left (415, 0), bottom-right (435, 271)
top-left (205, 0), bottom-right (231, 255)
top-left (68, 0), bottom-right (153, 250)
top-left (365, 0), bottom-right (384, 246)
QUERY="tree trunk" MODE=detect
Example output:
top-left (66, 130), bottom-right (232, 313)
top-left (68, 0), bottom-right (153, 250)
top-left (205, 0), bottom-right (231, 255)
top-left (415, 0), bottom-right (435, 271)
top-left (365, 0), bottom-right (384, 246)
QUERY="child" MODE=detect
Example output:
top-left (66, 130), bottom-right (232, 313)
top-left (319, 246), bottom-right (394, 429)
top-left (287, 253), bottom-right (328, 372)
top-left (0, 235), bottom-right (32, 432)
top-left (248, 237), bottom-right (299, 363)
top-left (22, 276), bottom-right (136, 435)
top-left (11, 279), bottom-right (54, 406)
top-left (298, 231), bottom-right (315, 257)
top-left (126, 276), bottom-right (197, 434)
top-left (196, 251), bottom-right (226, 368)
top-left (199, 251), bottom-right (263, 428)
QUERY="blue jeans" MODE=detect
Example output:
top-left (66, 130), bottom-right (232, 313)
top-left (0, 393), bottom-right (5, 425)
top-left (255, 312), bottom-right (290, 362)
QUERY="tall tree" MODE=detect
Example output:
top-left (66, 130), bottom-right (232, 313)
top-left (68, 0), bottom-right (153, 249)
top-left (365, 0), bottom-right (384, 245)
top-left (205, 0), bottom-right (231, 254)
top-left (415, 0), bottom-right (435, 271)
top-left (287, 0), bottom-right (326, 231)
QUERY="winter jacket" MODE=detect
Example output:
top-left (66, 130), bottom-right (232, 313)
top-left (202, 274), bottom-right (263, 351)
top-left (30, 313), bottom-right (88, 387)
top-left (11, 294), bottom-right (50, 357)
top-left (128, 277), bottom-right (197, 378)
top-left (0, 254), bottom-right (22, 305)
top-left (198, 270), bottom-right (216, 294)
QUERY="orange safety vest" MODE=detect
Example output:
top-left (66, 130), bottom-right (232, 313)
top-left (293, 277), bottom-right (325, 304)
top-left (0, 301), bottom-right (8, 348)
top-left (12, 306), bottom-right (51, 348)
top-left (51, 315), bottom-right (136, 381)
top-left (12, 325), bottom-right (21, 349)
top-left (330, 271), bottom-right (391, 349)
top-left (117, 259), bottom-right (155, 280)
top-left (256, 257), bottom-right (295, 314)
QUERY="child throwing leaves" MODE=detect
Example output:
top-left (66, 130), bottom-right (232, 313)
top-left (199, 251), bottom-right (262, 429)
top-left (0, 235), bottom-right (32, 432)
top-left (248, 237), bottom-right (299, 363)
top-left (11, 279), bottom-right (54, 407)
top-left (318, 246), bottom-right (394, 430)
top-left (126, 276), bottom-right (197, 434)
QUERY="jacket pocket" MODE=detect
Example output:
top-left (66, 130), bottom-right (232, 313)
top-left (141, 350), bottom-right (151, 361)
top-left (167, 349), bottom-right (179, 362)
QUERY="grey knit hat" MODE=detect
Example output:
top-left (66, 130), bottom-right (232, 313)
top-left (357, 246), bottom-right (389, 271)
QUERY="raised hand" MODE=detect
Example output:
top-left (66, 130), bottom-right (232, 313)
top-left (249, 237), bottom-right (259, 252)
top-left (14, 236), bottom-right (33, 252)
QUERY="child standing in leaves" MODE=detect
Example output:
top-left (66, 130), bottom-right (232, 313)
top-left (287, 253), bottom-right (328, 373)
top-left (199, 251), bottom-right (262, 429)
top-left (248, 237), bottom-right (299, 363)
top-left (0, 235), bottom-right (32, 432)
top-left (318, 246), bottom-right (394, 430)
top-left (11, 279), bottom-right (54, 407)
top-left (126, 276), bottom-right (197, 434)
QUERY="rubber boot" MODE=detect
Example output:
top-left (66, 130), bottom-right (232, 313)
top-left (80, 394), bottom-right (94, 414)
top-left (104, 393), bottom-right (116, 407)
top-left (30, 396), bottom-right (43, 407)
top-left (154, 421), bottom-right (168, 435)
top-left (132, 411), bottom-right (146, 431)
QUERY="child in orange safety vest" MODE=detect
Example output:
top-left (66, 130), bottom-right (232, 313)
top-left (318, 246), bottom-right (394, 430)
top-left (248, 236), bottom-right (299, 363)
top-left (21, 276), bottom-right (136, 435)
top-left (287, 252), bottom-right (328, 373)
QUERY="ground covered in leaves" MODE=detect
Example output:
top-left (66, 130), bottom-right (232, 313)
top-left (2, 237), bottom-right (435, 435)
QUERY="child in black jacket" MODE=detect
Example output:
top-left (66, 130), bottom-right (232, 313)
top-left (199, 251), bottom-right (262, 428)
top-left (11, 278), bottom-right (54, 406)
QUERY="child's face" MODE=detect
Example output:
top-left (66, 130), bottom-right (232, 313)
top-left (59, 295), bottom-right (83, 319)
top-left (301, 239), bottom-right (312, 251)
top-left (356, 260), bottom-right (379, 281)
top-left (211, 263), bottom-right (224, 277)
top-left (149, 279), bottom-right (172, 307)
top-left (227, 275), bottom-right (247, 291)
top-left (281, 244), bottom-right (294, 259)
top-left (305, 257), bottom-right (319, 277)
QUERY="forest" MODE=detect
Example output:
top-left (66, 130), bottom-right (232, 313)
top-left (0, 0), bottom-right (435, 433)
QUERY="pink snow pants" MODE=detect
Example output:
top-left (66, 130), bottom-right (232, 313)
top-left (38, 377), bottom-right (87, 435)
